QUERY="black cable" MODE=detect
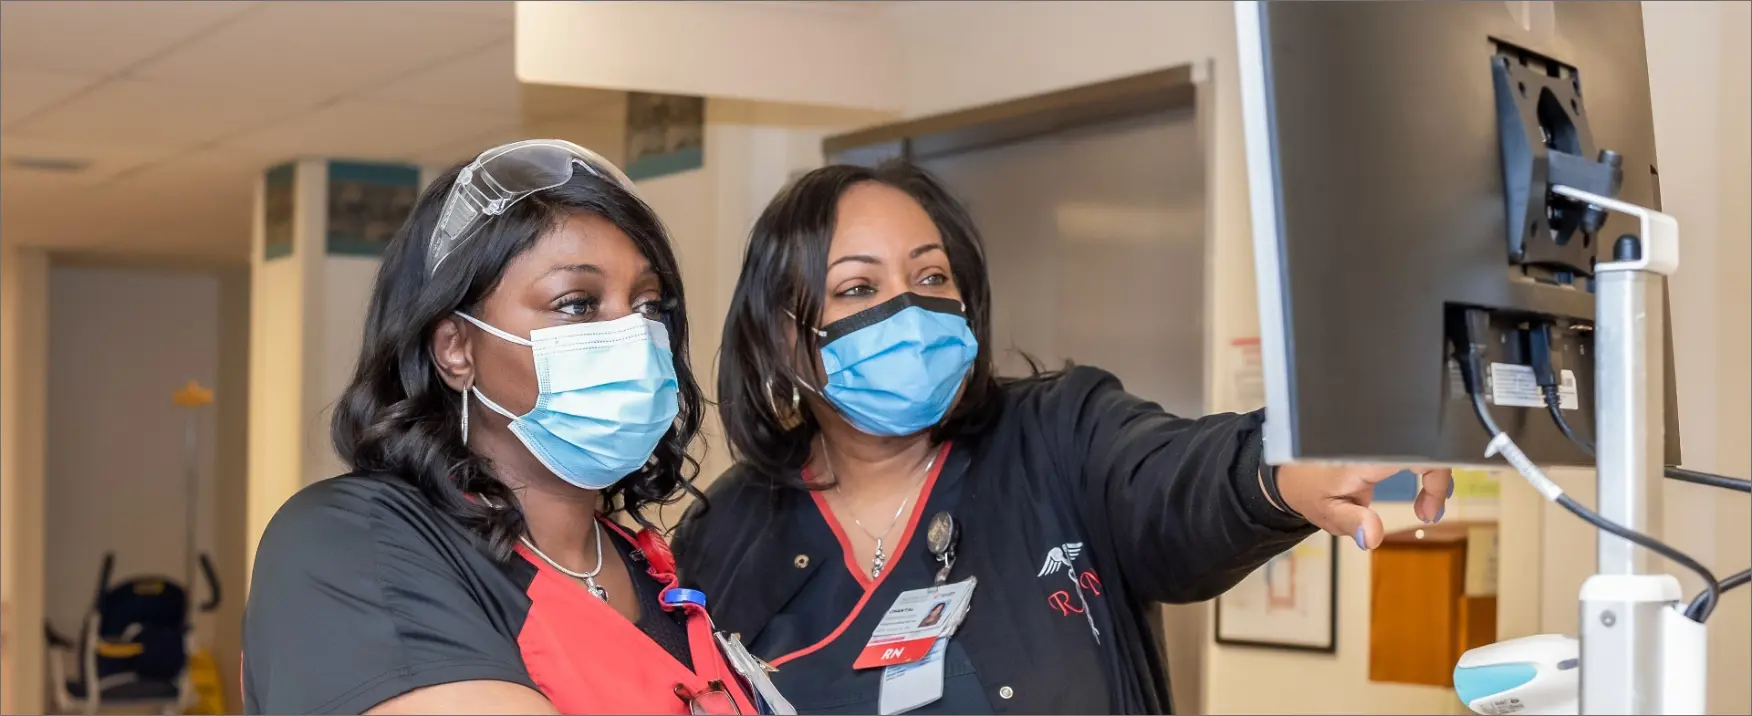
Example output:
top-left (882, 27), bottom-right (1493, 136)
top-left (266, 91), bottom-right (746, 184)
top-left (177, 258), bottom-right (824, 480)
top-left (1529, 322), bottom-right (1751, 493)
top-left (1665, 466), bottom-right (1752, 493)
top-left (1473, 389), bottom-right (1724, 622)
top-left (1455, 310), bottom-right (1721, 622)
top-left (1689, 568), bottom-right (1749, 620)
top-left (1720, 569), bottom-right (1750, 596)
top-left (1468, 387), bottom-right (1499, 438)
top-left (1526, 326), bottom-right (1748, 620)
top-left (1531, 320), bottom-right (1601, 459)
top-left (1542, 388), bottom-right (1594, 454)
top-left (1540, 388), bottom-right (1751, 492)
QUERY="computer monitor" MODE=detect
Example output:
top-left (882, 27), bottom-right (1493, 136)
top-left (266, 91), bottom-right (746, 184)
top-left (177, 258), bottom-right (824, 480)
top-left (1237, 0), bottom-right (1682, 467)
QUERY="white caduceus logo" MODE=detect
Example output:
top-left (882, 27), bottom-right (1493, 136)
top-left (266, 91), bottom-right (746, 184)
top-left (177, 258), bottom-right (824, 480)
top-left (1038, 542), bottom-right (1100, 644)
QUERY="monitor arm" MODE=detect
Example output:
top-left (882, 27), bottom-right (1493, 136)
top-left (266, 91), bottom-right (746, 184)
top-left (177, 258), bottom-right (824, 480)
top-left (1457, 186), bottom-right (1701, 716)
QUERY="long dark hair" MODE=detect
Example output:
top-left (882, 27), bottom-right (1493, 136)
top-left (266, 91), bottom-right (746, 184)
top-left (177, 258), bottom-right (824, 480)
top-left (717, 160), bottom-right (1003, 485)
top-left (331, 160), bottom-right (704, 559)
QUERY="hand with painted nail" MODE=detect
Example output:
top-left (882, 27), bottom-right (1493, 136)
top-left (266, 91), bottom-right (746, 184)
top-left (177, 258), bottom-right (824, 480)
top-left (1275, 466), bottom-right (1453, 551)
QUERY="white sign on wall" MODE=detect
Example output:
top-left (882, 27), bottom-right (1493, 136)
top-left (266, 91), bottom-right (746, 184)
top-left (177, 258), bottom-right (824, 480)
top-left (1231, 337), bottom-right (1265, 411)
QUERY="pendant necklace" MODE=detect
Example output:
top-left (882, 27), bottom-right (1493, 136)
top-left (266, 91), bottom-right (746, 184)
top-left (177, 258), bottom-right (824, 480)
top-left (825, 438), bottom-right (937, 580)
top-left (520, 519), bottom-right (609, 602)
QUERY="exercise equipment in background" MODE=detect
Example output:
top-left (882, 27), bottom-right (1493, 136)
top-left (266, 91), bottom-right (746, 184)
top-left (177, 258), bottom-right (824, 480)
top-left (44, 380), bottom-right (227, 715)
top-left (45, 553), bottom-right (221, 714)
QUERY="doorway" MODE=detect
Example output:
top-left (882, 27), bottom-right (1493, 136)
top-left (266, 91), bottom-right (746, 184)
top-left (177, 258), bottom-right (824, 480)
top-left (825, 65), bottom-right (1213, 713)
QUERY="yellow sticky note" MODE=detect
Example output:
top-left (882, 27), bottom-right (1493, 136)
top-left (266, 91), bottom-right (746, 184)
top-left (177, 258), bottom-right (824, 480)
top-left (1452, 469), bottom-right (1501, 500)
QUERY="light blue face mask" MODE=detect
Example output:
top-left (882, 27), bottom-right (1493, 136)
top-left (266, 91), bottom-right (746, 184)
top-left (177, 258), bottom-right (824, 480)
top-left (457, 311), bottom-right (680, 490)
top-left (814, 293), bottom-right (979, 437)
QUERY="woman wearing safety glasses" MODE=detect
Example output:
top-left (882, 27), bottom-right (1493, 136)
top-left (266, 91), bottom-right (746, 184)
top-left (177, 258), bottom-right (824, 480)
top-left (673, 161), bottom-right (1452, 714)
top-left (243, 141), bottom-right (774, 715)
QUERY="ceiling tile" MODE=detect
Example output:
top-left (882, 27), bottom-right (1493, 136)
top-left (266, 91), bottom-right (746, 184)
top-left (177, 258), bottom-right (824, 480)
top-left (1, 149), bottom-right (259, 258)
top-left (0, 1), bottom-right (261, 74)
top-left (362, 41), bottom-right (520, 115)
top-left (95, 213), bottom-right (254, 263)
top-left (401, 1), bottom-right (514, 22)
top-left (0, 135), bottom-right (191, 247)
top-left (0, 69), bottom-right (104, 128)
top-left (105, 148), bottom-right (268, 203)
top-left (215, 98), bottom-right (518, 162)
top-left (0, 168), bottom-right (82, 213)
top-left (0, 170), bottom-right (133, 248)
top-left (410, 127), bottom-right (531, 168)
top-left (125, 153), bottom-right (263, 262)
top-left (5, 78), bottom-right (320, 151)
top-left (127, 1), bottom-right (512, 105)
top-left (0, 136), bottom-right (179, 186)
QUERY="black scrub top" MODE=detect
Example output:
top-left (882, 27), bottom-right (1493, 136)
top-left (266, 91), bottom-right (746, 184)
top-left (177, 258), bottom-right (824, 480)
top-left (742, 442), bottom-right (989, 714)
top-left (675, 366), bottom-right (1318, 714)
top-left (242, 476), bottom-right (738, 715)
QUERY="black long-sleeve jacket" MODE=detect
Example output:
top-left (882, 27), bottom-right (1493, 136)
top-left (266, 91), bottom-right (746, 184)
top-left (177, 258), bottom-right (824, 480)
top-left (674, 366), bottom-right (1316, 714)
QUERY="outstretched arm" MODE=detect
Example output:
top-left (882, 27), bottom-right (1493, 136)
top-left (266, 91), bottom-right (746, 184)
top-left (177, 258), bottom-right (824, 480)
top-left (1038, 367), bottom-right (1448, 603)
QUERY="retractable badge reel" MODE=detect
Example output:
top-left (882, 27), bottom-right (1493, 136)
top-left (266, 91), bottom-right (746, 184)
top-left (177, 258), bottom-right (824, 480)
top-left (870, 512), bottom-right (973, 715)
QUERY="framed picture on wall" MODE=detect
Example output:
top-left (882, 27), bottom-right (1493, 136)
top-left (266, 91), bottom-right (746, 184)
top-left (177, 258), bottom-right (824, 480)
top-left (623, 91), bottom-right (705, 181)
top-left (1214, 532), bottom-right (1338, 652)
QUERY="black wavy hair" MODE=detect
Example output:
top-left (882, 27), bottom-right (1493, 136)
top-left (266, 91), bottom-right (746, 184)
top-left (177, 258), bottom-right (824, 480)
top-left (331, 159), bottom-right (704, 560)
top-left (716, 160), bottom-right (1004, 486)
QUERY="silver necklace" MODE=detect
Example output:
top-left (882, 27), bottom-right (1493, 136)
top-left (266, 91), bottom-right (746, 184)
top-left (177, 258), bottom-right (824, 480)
top-left (824, 440), bottom-right (937, 580)
top-left (520, 519), bottom-right (608, 602)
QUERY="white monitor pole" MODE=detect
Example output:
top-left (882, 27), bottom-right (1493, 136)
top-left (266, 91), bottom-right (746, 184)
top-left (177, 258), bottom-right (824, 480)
top-left (1551, 185), bottom-right (1704, 715)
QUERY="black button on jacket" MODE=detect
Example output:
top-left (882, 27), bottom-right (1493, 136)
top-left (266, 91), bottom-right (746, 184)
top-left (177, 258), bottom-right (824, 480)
top-left (674, 366), bottom-right (1316, 714)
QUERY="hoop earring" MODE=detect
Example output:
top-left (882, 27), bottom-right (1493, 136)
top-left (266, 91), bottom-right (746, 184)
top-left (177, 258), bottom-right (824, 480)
top-left (767, 378), bottom-right (804, 430)
top-left (460, 380), bottom-right (472, 444)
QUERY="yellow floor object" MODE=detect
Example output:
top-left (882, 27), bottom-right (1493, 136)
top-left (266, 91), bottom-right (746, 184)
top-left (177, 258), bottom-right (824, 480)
top-left (185, 648), bottom-right (227, 715)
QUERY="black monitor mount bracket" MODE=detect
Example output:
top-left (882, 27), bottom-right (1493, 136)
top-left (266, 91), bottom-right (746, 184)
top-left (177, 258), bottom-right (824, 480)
top-left (1493, 40), bottom-right (1625, 282)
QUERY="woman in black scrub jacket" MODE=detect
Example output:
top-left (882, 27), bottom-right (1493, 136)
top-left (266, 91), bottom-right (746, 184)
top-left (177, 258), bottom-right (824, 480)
top-left (244, 140), bottom-right (758, 715)
top-left (674, 161), bottom-right (1453, 714)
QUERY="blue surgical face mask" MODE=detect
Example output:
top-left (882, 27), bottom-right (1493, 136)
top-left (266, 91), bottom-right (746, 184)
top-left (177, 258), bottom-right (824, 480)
top-left (457, 311), bottom-right (680, 490)
top-left (812, 293), bottom-right (979, 437)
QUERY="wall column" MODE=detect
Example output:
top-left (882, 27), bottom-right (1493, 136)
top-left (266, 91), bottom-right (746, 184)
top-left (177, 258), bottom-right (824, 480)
top-left (244, 159), bottom-right (426, 579)
top-left (2, 244), bottom-right (50, 714)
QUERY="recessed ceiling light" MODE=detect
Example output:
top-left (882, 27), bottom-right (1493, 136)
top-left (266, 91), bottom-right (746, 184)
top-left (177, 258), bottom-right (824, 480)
top-left (4, 155), bottom-right (92, 173)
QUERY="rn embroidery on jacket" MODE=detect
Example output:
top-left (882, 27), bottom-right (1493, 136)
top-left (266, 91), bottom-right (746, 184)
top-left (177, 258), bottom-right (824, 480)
top-left (1038, 542), bottom-right (1102, 643)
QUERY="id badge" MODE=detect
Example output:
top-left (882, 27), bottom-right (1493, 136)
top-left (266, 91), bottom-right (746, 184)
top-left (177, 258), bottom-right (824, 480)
top-left (878, 638), bottom-right (947, 715)
top-left (715, 631), bottom-right (796, 715)
top-left (853, 578), bottom-right (976, 670)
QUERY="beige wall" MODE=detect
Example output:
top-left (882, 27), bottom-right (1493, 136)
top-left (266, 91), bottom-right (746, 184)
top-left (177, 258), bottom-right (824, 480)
top-left (515, 1), bottom-right (899, 110)
top-left (5, 255), bottom-right (251, 713)
top-left (1643, 2), bottom-right (1750, 713)
top-left (1535, 4), bottom-right (1752, 714)
top-left (213, 265), bottom-right (251, 712)
top-left (43, 265), bottom-right (220, 645)
top-left (245, 177), bottom-right (306, 582)
top-left (2, 244), bottom-right (50, 714)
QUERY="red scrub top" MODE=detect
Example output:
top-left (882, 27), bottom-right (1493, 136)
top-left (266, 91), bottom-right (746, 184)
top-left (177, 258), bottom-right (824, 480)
top-left (242, 474), bottom-right (757, 715)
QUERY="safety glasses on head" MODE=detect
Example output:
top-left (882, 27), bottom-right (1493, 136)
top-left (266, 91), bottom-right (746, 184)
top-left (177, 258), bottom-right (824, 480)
top-left (426, 139), bottom-right (639, 275)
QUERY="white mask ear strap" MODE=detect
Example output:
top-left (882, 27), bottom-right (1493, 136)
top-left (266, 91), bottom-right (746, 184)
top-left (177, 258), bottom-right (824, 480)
top-left (472, 386), bottom-right (521, 421)
top-left (455, 312), bottom-right (532, 347)
top-left (784, 309), bottom-right (827, 337)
